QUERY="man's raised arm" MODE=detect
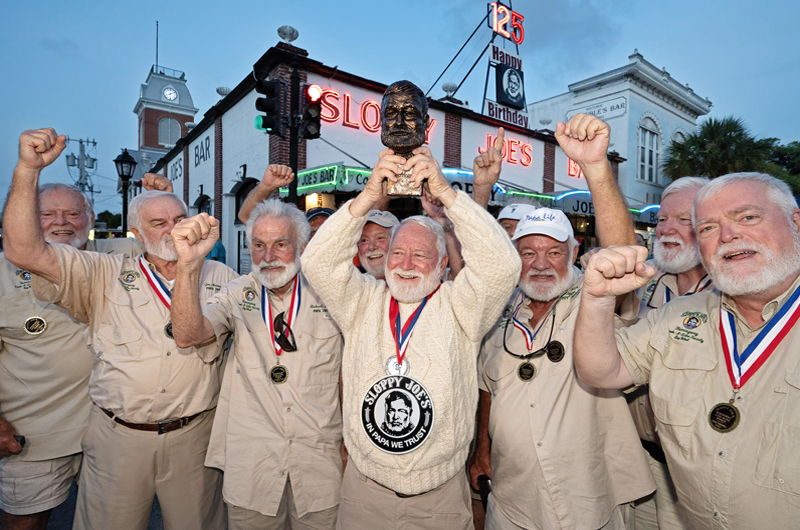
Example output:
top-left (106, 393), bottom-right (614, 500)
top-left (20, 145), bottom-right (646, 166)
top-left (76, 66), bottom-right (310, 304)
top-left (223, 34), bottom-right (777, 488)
top-left (170, 213), bottom-right (220, 348)
top-left (574, 246), bottom-right (656, 389)
top-left (237, 165), bottom-right (295, 224)
top-left (3, 129), bottom-right (66, 284)
top-left (555, 114), bottom-right (635, 247)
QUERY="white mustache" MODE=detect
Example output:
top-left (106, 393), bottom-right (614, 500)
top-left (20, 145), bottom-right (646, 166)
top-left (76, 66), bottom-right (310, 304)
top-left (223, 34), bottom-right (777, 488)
top-left (657, 236), bottom-right (685, 247)
top-left (714, 241), bottom-right (758, 261)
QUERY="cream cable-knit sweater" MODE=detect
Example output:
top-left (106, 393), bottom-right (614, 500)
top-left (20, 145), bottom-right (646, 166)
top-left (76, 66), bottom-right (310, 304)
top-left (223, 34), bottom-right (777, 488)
top-left (302, 191), bottom-right (520, 495)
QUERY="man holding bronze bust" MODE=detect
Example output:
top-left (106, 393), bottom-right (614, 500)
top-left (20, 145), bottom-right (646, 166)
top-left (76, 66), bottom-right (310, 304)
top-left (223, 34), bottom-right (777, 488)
top-left (301, 84), bottom-right (521, 528)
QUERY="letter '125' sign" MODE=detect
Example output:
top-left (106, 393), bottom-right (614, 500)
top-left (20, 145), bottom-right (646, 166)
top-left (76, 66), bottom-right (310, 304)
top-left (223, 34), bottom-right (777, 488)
top-left (488, 2), bottom-right (524, 44)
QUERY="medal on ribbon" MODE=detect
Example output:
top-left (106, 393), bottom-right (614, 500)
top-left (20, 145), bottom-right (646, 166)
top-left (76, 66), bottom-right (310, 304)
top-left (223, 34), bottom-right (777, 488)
top-left (139, 257), bottom-right (174, 340)
top-left (713, 284), bottom-right (800, 432)
top-left (387, 287), bottom-right (438, 376)
top-left (262, 277), bottom-right (301, 383)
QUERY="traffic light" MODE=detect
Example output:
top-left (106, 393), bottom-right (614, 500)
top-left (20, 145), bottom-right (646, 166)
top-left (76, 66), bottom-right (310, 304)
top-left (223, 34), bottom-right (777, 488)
top-left (301, 84), bottom-right (323, 139)
top-left (254, 79), bottom-right (283, 135)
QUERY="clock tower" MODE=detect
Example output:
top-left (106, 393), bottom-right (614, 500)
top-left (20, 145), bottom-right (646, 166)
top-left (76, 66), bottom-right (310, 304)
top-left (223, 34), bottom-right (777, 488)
top-left (133, 65), bottom-right (199, 158)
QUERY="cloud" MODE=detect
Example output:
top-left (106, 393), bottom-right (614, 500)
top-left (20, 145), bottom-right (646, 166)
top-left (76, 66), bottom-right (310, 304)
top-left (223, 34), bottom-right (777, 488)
top-left (39, 38), bottom-right (81, 59)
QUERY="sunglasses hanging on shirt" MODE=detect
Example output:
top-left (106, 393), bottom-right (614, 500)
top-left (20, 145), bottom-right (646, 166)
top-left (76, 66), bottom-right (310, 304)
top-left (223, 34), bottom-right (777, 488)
top-left (502, 300), bottom-right (565, 382)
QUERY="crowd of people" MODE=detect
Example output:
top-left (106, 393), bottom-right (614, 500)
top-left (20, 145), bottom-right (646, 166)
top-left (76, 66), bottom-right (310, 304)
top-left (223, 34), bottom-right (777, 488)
top-left (1, 80), bottom-right (799, 530)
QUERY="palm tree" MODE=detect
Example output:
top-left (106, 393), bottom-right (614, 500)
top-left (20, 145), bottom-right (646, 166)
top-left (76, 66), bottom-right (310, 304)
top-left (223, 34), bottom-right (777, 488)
top-left (663, 117), bottom-right (775, 180)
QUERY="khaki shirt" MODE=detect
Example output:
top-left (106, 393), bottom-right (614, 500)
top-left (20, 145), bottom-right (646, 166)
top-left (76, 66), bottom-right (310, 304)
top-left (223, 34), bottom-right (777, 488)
top-left (616, 274), bottom-right (800, 530)
top-left (31, 243), bottom-right (237, 423)
top-left (202, 272), bottom-right (343, 518)
top-left (479, 275), bottom-right (655, 530)
top-left (0, 239), bottom-right (141, 461)
top-left (627, 270), bottom-right (714, 443)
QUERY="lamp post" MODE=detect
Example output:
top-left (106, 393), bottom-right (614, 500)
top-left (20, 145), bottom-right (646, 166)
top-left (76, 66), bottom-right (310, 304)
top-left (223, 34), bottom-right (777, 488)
top-left (114, 149), bottom-right (137, 236)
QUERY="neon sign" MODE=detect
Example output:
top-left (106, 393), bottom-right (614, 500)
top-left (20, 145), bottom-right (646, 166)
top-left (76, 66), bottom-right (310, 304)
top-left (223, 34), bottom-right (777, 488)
top-left (568, 159), bottom-right (584, 178)
top-left (478, 133), bottom-right (532, 166)
top-left (488, 2), bottom-right (524, 44)
top-left (319, 89), bottom-right (436, 143)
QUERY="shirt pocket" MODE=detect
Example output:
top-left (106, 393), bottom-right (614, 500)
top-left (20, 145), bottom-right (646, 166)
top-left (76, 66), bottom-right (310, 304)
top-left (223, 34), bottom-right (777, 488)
top-left (232, 312), bottom-right (268, 369)
top-left (753, 369), bottom-right (800, 496)
top-left (94, 326), bottom-right (144, 360)
top-left (484, 358), bottom-right (518, 394)
top-left (650, 342), bottom-right (716, 455)
top-left (0, 296), bottom-right (40, 341)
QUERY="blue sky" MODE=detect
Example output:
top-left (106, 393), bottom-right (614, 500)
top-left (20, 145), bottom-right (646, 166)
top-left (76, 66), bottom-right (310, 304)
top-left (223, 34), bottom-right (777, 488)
top-left (1, 0), bottom-right (798, 214)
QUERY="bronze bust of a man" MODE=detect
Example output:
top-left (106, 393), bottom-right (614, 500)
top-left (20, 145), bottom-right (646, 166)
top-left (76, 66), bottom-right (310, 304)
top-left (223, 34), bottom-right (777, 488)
top-left (381, 80), bottom-right (430, 196)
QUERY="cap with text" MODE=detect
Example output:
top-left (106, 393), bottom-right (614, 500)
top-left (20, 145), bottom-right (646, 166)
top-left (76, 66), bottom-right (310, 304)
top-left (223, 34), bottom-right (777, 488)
top-left (497, 203), bottom-right (535, 221)
top-left (512, 208), bottom-right (574, 242)
top-left (366, 210), bottom-right (400, 228)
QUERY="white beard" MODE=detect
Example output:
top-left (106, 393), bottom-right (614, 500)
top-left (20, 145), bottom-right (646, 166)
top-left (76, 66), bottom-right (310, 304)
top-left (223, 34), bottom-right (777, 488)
top-left (519, 265), bottom-right (577, 302)
top-left (45, 230), bottom-right (89, 249)
top-left (653, 236), bottom-right (701, 274)
top-left (385, 266), bottom-right (441, 303)
top-left (144, 234), bottom-right (178, 262)
top-left (704, 236), bottom-right (800, 297)
top-left (254, 258), bottom-right (300, 290)
top-left (361, 251), bottom-right (386, 279)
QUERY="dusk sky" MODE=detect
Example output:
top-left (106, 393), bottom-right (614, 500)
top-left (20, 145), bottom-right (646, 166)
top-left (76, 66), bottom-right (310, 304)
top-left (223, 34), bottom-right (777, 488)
top-left (2, 0), bottom-right (798, 214)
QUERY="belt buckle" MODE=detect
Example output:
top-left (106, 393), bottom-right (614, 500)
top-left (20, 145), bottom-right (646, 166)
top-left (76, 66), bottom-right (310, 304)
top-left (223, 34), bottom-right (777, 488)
top-left (157, 420), bottom-right (172, 435)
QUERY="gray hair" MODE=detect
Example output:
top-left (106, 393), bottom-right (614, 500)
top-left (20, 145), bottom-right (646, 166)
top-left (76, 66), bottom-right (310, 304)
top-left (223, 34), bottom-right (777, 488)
top-left (661, 176), bottom-right (709, 202)
top-left (128, 190), bottom-right (188, 231)
top-left (38, 183), bottom-right (93, 217)
top-left (245, 199), bottom-right (310, 257)
top-left (389, 216), bottom-right (447, 264)
top-left (693, 172), bottom-right (798, 227)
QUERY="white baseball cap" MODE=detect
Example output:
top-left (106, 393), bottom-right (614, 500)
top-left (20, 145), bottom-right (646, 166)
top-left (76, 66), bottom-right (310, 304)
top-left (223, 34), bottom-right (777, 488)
top-left (512, 207), bottom-right (574, 242)
top-left (497, 203), bottom-right (535, 221)
top-left (367, 210), bottom-right (400, 228)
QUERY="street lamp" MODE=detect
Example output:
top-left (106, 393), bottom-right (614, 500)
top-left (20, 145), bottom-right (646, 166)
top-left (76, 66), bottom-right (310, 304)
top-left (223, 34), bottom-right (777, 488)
top-left (114, 149), bottom-right (137, 235)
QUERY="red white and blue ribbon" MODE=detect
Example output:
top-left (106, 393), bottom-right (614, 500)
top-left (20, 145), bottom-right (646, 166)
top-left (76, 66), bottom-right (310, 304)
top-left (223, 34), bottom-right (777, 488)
top-left (511, 295), bottom-right (554, 352)
top-left (139, 256), bottom-right (171, 309)
top-left (389, 286), bottom-right (440, 367)
top-left (262, 276), bottom-right (301, 357)
top-left (720, 284), bottom-right (800, 389)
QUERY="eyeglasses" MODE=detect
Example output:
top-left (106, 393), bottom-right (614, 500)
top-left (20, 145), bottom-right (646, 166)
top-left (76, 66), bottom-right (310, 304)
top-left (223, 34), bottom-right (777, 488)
top-left (273, 312), bottom-right (297, 352)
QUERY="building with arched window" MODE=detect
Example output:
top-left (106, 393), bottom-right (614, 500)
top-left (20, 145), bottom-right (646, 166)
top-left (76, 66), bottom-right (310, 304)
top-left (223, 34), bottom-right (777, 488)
top-left (528, 50), bottom-right (712, 209)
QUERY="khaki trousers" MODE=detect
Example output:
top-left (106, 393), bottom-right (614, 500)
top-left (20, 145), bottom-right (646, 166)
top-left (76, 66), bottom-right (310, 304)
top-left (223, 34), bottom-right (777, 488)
top-left (485, 493), bottom-right (632, 530)
top-left (632, 453), bottom-right (691, 529)
top-left (336, 463), bottom-right (472, 530)
top-left (73, 406), bottom-right (224, 530)
top-left (227, 477), bottom-right (337, 530)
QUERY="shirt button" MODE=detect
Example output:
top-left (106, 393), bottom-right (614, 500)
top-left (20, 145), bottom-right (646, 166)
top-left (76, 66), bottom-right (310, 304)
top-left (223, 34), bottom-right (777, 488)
top-left (287, 407), bottom-right (292, 412)
top-left (713, 512), bottom-right (721, 520)
top-left (166, 351), bottom-right (171, 356)
top-left (529, 404), bottom-right (535, 408)
top-left (537, 441), bottom-right (542, 447)
top-left (236, 369), bottom-right (240, 374)
top-left (779, 478), bottom-right (785, 484)
top-left (160, 388), bottom-right (166, 393)
top-left (288, 440), bottom-right (293, 445)
top-left (718, 451), bottom-right (726, 458)
top-left (736, 395), bottom-right (743, 402)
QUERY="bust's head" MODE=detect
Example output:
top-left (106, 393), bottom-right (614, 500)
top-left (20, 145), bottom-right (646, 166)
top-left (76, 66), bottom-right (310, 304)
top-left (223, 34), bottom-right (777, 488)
top-left (380, 80), bottom-right (429, 154)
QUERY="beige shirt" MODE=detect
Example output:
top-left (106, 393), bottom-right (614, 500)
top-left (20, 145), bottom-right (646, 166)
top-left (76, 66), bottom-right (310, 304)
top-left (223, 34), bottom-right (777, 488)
top-left (202, 272), bottom-right (343, 518)
top-left (0, 239), bottom-right (142, 461)
top-left (627, 269), bottom-right (714, 443)
top-left (302, 191), bottom-right (521, 495)
top-left (31, 243), bottom-right (237, 423)
top-left (479, 277), bottom-right (655, 530)
top-left (616, 274), bottom-right (800, 530)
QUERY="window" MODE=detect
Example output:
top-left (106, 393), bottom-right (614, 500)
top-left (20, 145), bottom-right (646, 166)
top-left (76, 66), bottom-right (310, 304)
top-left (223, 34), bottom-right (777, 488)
top-left (158, 118), bottom-right (181, 147)
top-left (638, 118), bottom-right (660, 183)
top-left (197, 196), bottom-right (212, 215)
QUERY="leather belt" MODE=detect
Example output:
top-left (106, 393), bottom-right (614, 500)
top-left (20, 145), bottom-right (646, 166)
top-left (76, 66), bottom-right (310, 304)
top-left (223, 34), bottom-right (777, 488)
top-left (102, 408), bottom-right (201, 435)
top-left (640, 438), bottom-right (667, 464)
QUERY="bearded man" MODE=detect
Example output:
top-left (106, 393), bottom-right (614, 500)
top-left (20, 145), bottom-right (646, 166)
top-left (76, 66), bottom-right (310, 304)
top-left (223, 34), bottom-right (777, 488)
top-left (0, 179), bottom-right (145, 529)
top-left (574, 172), bottom-right (800, 530)
top-left (2, 128), bottom-right (236, 530)
top-left (301, 135), bottom-right (520, 529)
top-left (169, 199), bottom-right (344, 530)
top-left (469, 114), bottom-right (655, 530)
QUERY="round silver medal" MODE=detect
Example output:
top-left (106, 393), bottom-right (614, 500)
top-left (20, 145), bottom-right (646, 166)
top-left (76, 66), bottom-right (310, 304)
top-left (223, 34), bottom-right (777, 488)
top-left (385, 356), bottom-right (410, 376)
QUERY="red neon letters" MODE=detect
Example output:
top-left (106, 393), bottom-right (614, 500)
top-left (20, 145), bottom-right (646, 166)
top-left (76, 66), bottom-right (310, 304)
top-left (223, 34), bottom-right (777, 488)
top-left (479, 133), bottom-right (532, 166)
